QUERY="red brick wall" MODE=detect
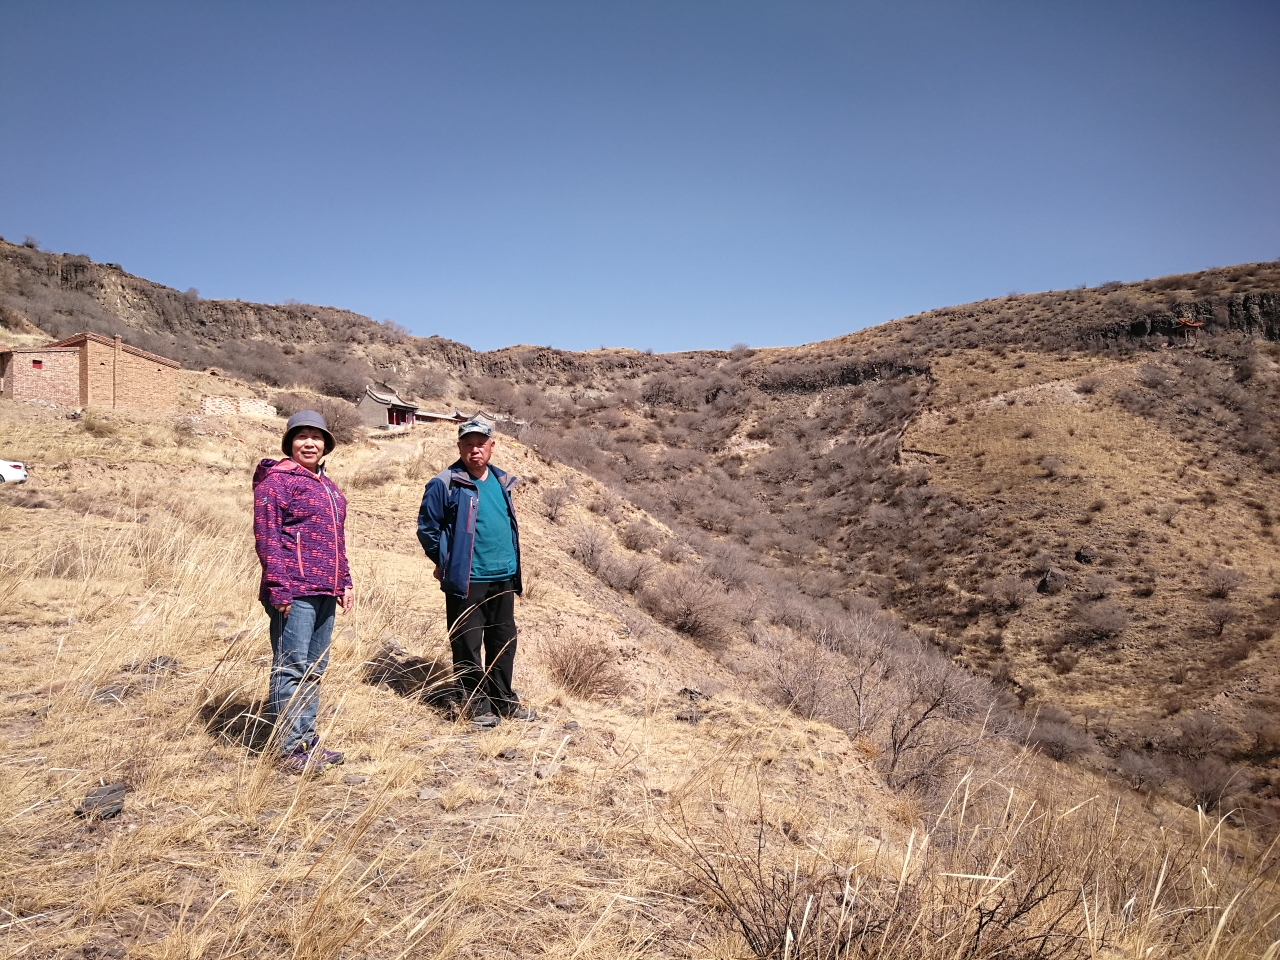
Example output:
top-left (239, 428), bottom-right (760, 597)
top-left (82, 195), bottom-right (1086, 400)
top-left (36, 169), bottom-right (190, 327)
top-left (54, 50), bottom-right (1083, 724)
top-left (82, 339), bottom-right (178, 410)
top-left (117, 349), bottom-right (177, 411)
top-left (4, 349), bottom-right (80, 406)
top-left (84, 339), bottom-right (115, 407)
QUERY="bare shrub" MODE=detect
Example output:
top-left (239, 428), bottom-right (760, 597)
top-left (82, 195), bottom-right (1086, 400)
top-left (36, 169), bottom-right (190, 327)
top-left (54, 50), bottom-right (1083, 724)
top-left (1180, 757), bottom-right (1244, 812)
top-left (708, 543), bottom-right (755, 591)
top-left (1240, 710), bottom-right (1280, 762)
top-left (985, 575), bottom-right (1033, 610)
top-left (540, 482), bottom-right (573, 523)
top-left (619, 519), bottom-right (661, 552)
top-left (539, 628), bottom-right (625, 700)
top-left (1074, 601), bottom-right (1128, 644)
top-left (1029, 720), bottom-right (1091, 761)
top-left (567, 523), bottom-right (610, 574)
top-left (1172, 710), bottom-right (1233, 760)
top-left (1079, 574), bottom-right (1114, 601)
top-left (1205, 601), bottom-right (1235, 636)
top-left (171, 418), bottom-right (198, 446)
top-left (586, 489), bottom-right (623, 521)
top-left (312, 397), bottom-right (363, 445)
top-left (639, 571), bottom-right (731, 649)
top-left (762, 633), bottom-right (847, 721)
top-left (1203, 566), bottom-right (1245, 599)
top-left (880, 651), bottom-right (990, 791)
top-left (349, 461), bottom-right (399, 488)
top-left (658, 538), bottom-right (690, 564)
top-left (81, 413), bottom-right (118, 437)
top-left (1075, 375), bottom-right (1102, 395)
top-left (1119, 749), bottom-right (1170, 791)
top-left (663, 766), bottom-right (1115, 960)
top-left (597, 552), bottom-right (656, 594)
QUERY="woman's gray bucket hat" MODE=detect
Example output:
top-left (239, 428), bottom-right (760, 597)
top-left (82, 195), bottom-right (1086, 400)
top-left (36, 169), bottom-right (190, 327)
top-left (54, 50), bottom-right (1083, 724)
top-left (282, 410), bottom-right (336, 456)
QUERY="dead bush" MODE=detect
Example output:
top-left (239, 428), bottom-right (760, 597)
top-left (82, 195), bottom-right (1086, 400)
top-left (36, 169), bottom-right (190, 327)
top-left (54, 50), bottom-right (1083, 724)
top-left (764, 635), bottom-right (842, 721)
top-left (1205, 601), bottom-right (1235, 636)
top-left (1180, 757), bottom-right (1245, 812)
top-left (1073, 601), bottom-right (1128, 644)
top-left (171, 418), bottom-right (198, 446)
top-left (1203, 566), bottom-right (1245, 599)
top-left (598, 552), bottom-right (656, 594)
top-left (1172, 710), bottom-right (1233, 760)
top-left (1029, 720), bottom-right (1091, 761)
top-left (1119, 749), bottom-right (1170, 792)
top-left (985, 575), bottom-right (1033, 610)
top-left (658, 538), bottom-right (690, 564)
top-left (568, 523), bottom-right (610, 574)
top-left (349, 460), bottom-right (399, 488)
top-left (539, 628), bottom-right (625, 700)
top-left (880, 651), bottom-right (990, 791)
top-left (619, 518), bottom-right (661, 552)
top-left (708, 543), bottom-right (755, 591)
top-left (640, 571), bottom-right (731, 649)
top-left (81, 413), bottom-right (118, 437)
top-left (541, 482), bottom-right (574, 523)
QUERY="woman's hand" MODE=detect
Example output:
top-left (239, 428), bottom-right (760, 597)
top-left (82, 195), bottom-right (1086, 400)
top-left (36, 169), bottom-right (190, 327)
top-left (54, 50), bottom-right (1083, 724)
top-left (338, 588), bottom-right (354, 614)
top-left (274, 601), bottom-right (292, 618)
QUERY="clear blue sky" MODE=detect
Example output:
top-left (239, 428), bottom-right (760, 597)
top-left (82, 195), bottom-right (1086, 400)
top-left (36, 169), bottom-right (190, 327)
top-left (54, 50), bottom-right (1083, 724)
top-left (3, 2), bottom-right (1278, 352)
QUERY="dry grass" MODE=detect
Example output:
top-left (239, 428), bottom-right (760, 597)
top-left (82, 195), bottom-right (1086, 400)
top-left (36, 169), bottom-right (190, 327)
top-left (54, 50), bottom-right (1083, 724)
top-left (0, 399), bottom-right (1276, 958)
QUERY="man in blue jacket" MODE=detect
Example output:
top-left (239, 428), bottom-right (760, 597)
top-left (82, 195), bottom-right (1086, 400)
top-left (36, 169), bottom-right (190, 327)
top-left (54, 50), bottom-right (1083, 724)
top-left (417, 419), bottom-right (534, 727)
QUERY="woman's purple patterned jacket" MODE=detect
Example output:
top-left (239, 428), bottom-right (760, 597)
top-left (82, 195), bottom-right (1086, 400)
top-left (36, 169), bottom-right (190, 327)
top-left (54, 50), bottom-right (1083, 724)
top-left (253, 458), bottom-right (353, 606)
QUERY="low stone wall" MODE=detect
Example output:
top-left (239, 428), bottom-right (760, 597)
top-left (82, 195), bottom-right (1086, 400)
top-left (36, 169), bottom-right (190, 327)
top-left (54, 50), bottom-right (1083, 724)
top-left (201, 395), bottom-right (277, 417)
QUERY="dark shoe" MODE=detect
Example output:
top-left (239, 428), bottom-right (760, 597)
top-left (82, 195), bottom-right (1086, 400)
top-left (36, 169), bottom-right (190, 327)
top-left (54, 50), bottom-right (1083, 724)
top-left (276, 743), bottom-right (310, 775)
top-left (309, 745), bottom-right (345, 771)
top-left (469, 712), bottom-right (500, 730)
top-left (504, 706), bottom-right (537, 722)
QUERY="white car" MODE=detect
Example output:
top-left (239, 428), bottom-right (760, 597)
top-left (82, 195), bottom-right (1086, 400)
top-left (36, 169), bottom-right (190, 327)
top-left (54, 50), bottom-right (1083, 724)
top-left (1, 460), bottom-right (28, 483)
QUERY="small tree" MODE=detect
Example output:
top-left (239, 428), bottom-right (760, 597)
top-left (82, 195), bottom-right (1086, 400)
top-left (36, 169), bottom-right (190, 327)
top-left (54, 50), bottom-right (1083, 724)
top-left (1206, 601), bottom-right (1235, 636)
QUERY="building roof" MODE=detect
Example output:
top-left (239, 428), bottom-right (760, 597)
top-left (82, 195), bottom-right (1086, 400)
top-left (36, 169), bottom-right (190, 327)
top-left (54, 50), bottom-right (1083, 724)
top-left (46, 332), bottom-right (181, 368)
top-left (362, 384), bottom-right (419, 410)
top-left (0, 346), bottom-right (81, 355)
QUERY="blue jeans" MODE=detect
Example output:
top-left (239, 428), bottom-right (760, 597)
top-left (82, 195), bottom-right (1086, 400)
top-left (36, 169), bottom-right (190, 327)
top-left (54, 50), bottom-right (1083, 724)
top-left (263, 596), bottom-right (335, 755)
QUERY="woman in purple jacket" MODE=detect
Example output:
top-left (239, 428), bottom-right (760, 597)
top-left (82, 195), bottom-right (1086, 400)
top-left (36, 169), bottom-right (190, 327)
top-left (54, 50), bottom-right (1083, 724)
top-left (253, 410), bottom-right (354, 773)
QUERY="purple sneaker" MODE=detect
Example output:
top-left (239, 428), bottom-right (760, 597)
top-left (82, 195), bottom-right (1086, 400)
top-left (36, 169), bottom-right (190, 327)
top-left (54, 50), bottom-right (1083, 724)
top-left (276, 743), bottom-right (310, 775)
top-left (308, 744), bottom-right (345, 771)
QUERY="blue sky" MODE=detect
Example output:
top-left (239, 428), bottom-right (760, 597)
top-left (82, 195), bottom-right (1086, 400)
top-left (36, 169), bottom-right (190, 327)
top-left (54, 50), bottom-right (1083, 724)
top-left (3, 2), bottom-right (1277, 352)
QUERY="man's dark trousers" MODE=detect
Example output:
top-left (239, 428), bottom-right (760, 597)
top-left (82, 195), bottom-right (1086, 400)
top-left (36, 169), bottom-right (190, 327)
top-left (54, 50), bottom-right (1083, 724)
top-left (446, 578), bottom-right (519, 717)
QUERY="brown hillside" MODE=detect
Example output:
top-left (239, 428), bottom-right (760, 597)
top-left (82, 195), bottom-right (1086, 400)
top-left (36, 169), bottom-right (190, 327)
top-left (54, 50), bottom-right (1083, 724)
top-left (1, 392), bottom-right (1277, 957)
top-left (4, 237), bottom-right (1280, 824)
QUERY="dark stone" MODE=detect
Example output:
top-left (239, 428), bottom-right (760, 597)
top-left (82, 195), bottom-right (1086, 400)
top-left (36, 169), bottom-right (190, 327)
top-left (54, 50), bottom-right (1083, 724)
top-left (1037, 568), bottom-right (1068, 595)
top-left (496, 748), bottom-right (518, 760)
top-left (1075, 546), bottom-right (1098, 565)
top-left (563, 720), bottom-right (580, 731)
top-left (675, 708), bottom-right (702, 724)
top-left (76, 782), bottom-right (125, 820)
top-left (677, 687), bottom-right (709, 701)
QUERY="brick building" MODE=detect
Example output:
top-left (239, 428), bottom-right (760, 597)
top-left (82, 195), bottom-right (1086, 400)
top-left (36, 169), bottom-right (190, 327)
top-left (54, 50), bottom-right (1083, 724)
top-left (0, 332), bottom-right (180, 410)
